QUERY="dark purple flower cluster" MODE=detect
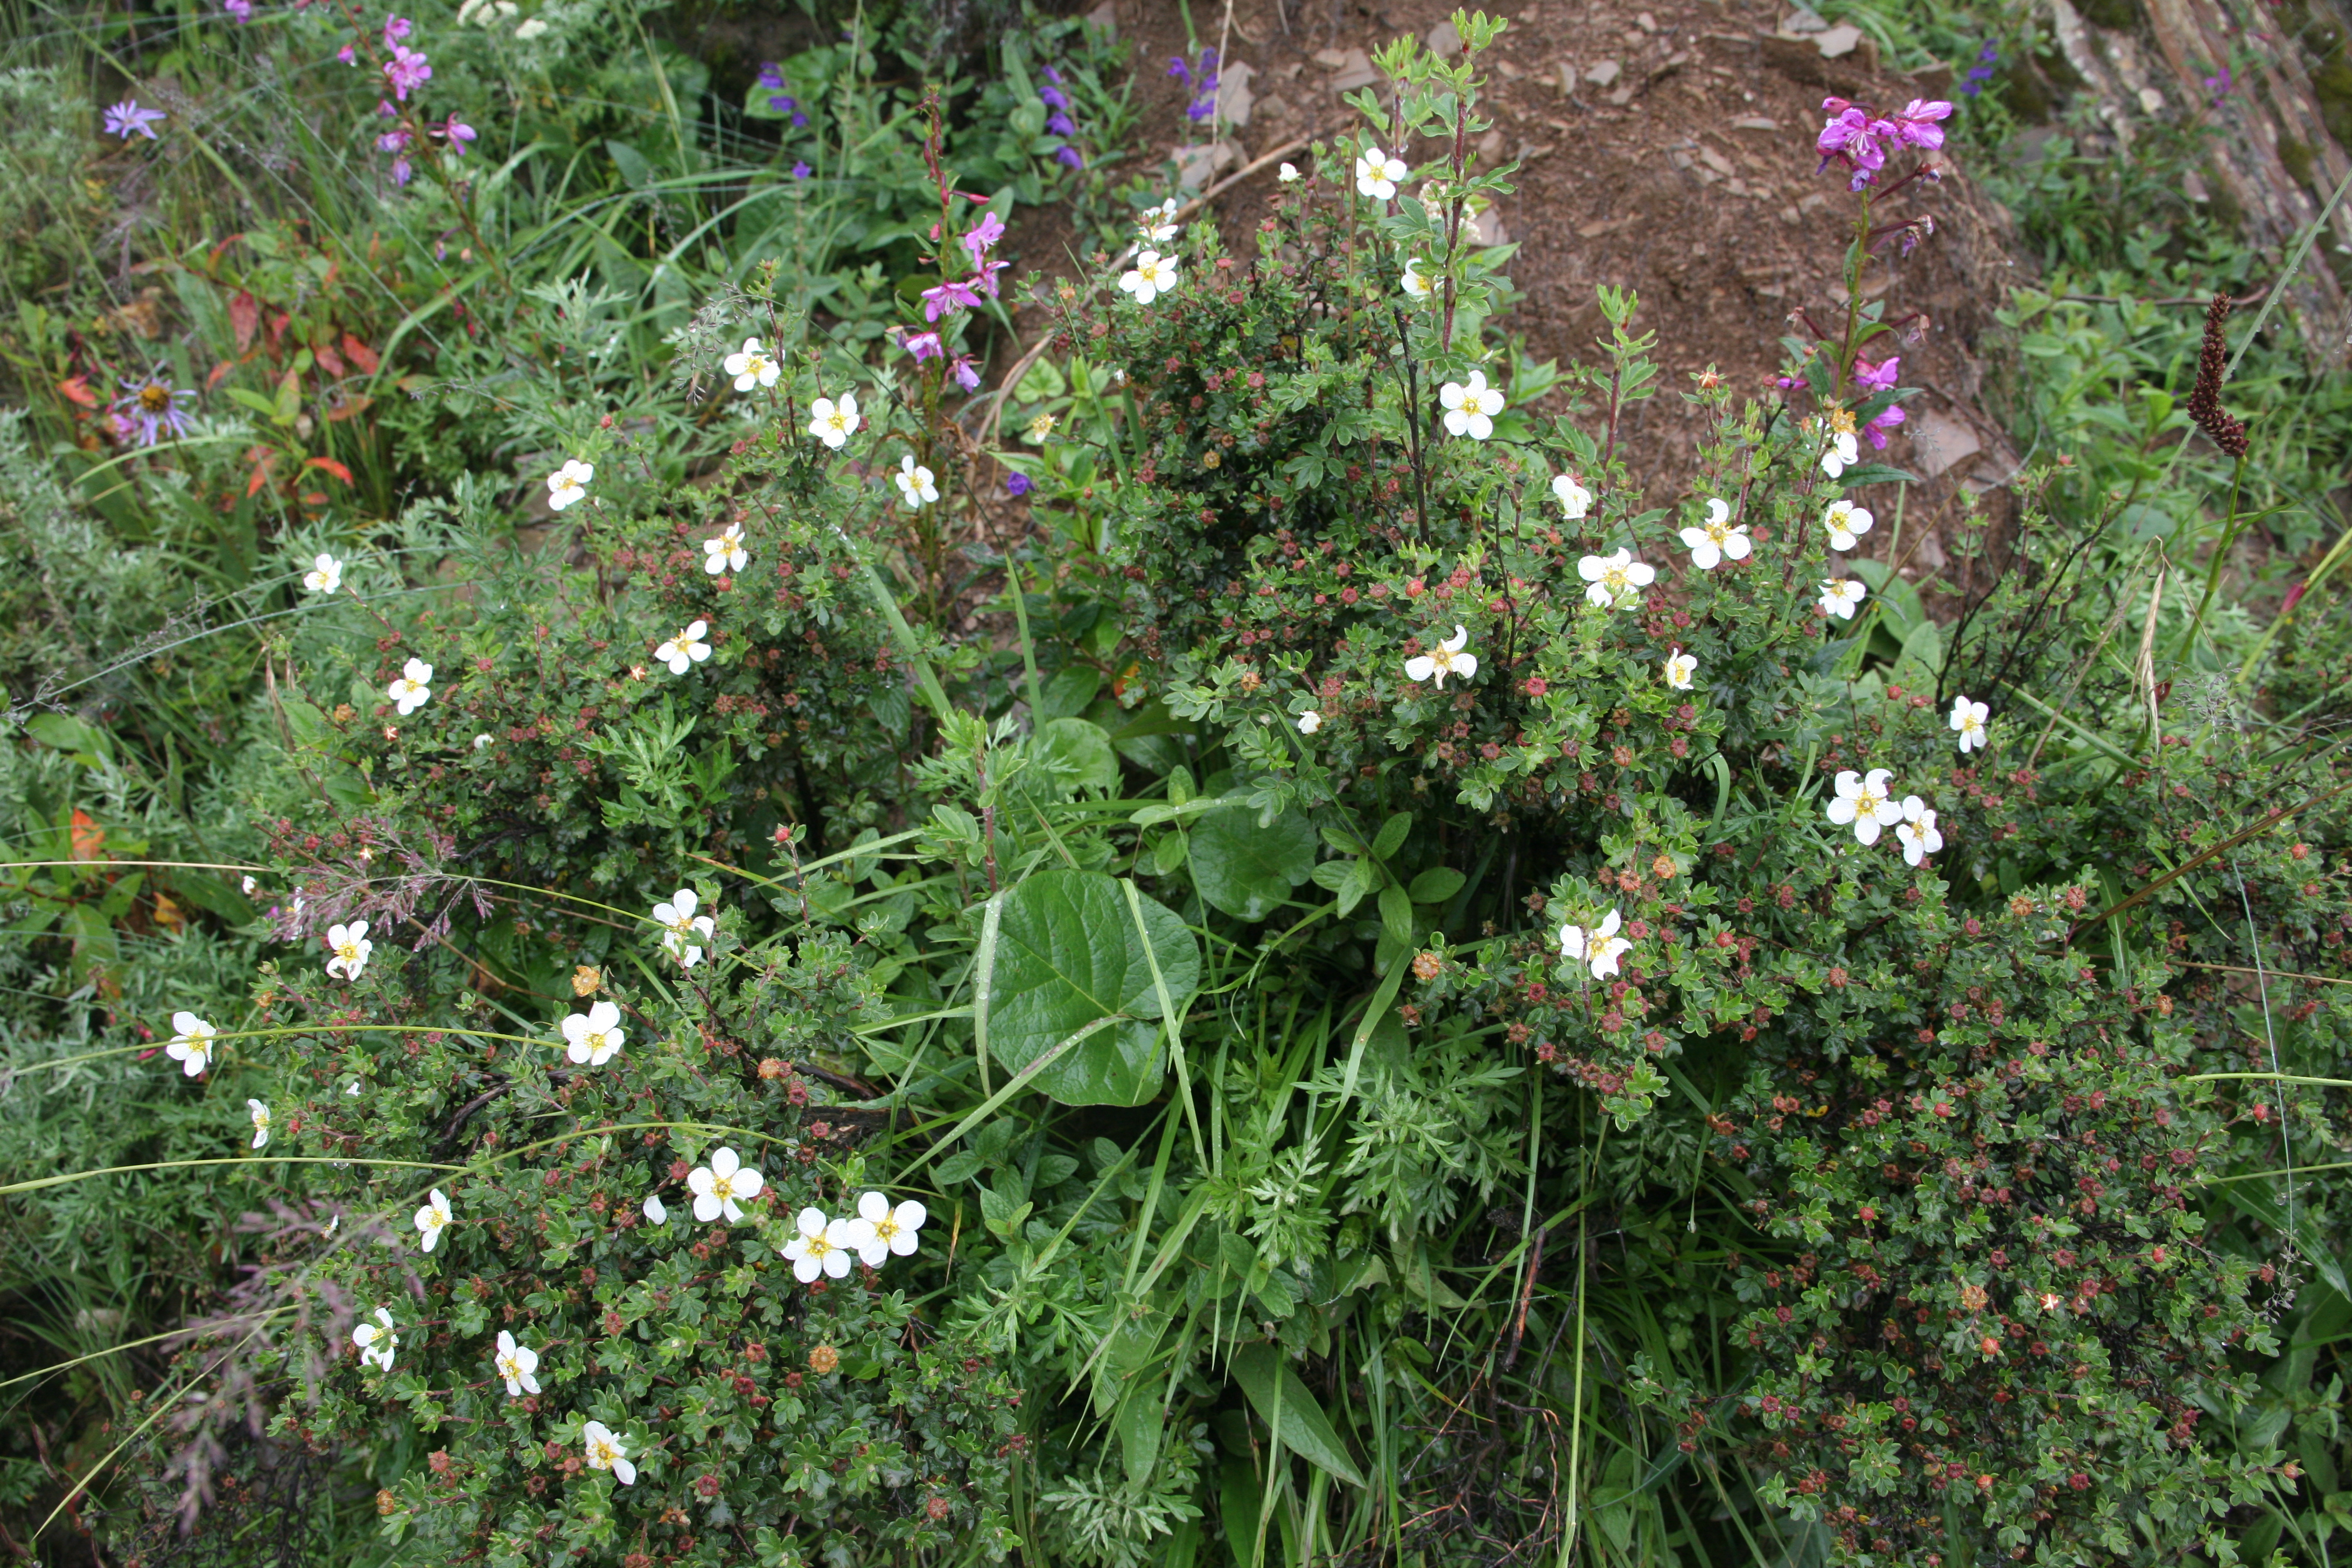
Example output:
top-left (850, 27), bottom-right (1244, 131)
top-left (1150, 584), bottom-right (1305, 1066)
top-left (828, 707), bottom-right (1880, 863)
top-left (1167, 48), bottom-right (1219, 123)
top-left (1039, 65), bottom-right (1084, 169)
top-left (1813, 95), bottom-right (1950, 192)
top-left (1960, 42), bottom-right (1998, 97)
top-left (755, 64), bottom-right (808, 128)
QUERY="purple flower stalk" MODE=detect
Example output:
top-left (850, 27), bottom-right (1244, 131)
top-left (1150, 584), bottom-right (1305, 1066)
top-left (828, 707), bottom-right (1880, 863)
top-left (113, 374), bottom-right (196, 445)
top-left (104, 99), bottom-right (167, 139)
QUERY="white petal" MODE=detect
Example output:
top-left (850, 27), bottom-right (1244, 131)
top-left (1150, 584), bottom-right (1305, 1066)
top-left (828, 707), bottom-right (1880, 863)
top-left (692, 1193), bottom-right (723, 1223)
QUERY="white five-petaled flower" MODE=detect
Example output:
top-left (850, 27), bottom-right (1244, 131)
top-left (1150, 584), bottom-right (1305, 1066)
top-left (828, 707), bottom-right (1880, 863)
top-left (851, 1191), bottom-right (927, 1268)
top-left (1137, 198), bottom-right (1179, 243)
top-left (1118, 249), bottom-right (1180, 306)
top-left (1827, 768), bottom-right (1904, 846)
top-left (1664, 649), bottom-right (1698, 690)
top-left (1297, 710), bottom-right (1322, 734)
top-left (387, 657), bottom-right (433, 716)
top-left (808, 391), bottom-right (859, 449)
top-left (1404, 625), bottom-right (1479, 689)
top-left (1551, 472), bottom-right (1592, 520)
top-left (780, 1206), bottom-right (857, 1283)
top-left (1578, 549), bottom-right (1656, 610)
top-left (246, 1098), bottom-right (271, 1149)
top-left (1354, 144), bottom-right (1408, 199)
top-left (303, 552), bottom-right (344, 593)
top-left (353, 1306), bottom-right (398, 1371)
top-left (547, 459), bottom-right (594, 511)
top-left (686, 1146), bottom-right (764, 1223)
top-left (581, 1420), bottom-right (635, 1485)
top-left (642, 1192), bottom-right (668, 1225)
top-left (166, 1011), bottom-right (218, 1077)
top-left (493, 1330), bottom-right (541, 1397)
top-left (722, 336), bottom-right (780, 392)
top-left (1950, 695), bottom-right (1989, 754)
top-left (655, 620), bottom-right (712, 676)
top-left (653, 887), bottom-right (715, 967)
top-left (473, 733), bottom-right (492, 751)
top-left (325, 920), bottom-right (372, 981)
top-left (1895, 796), bottom-right (1943, 866)
top-left (1277, 161), bottom-right (1301, 182)
top-left (702, 523), bottom-right (747, 575)
top-left (893, 453), bottom-right (940, 509)
top-left (1678, 498), bottom-right (1752, 571)
top-left (1439, 372), bottom-right (1505, 440)
top-left (1824, 499), bottom-right (1874, 551)
top-left (1559, 908), bottom-right (1631, 980)
top-left (415, 1187), bottom-right (454, 1252)
top-left (1818, 417), bottom-right (1860, 478)
top-left (1817, 578), bottom-right (1866, 620)
top-left (562, 998), bottom-right (626, 1066)
top-left (241, 874), bottom-right (258, 894)
top-left (1401, 258), bottom-right (1437, 299)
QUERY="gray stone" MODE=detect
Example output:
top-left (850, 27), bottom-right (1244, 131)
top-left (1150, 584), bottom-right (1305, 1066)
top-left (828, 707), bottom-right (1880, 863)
top-left (1426, 19), bottom-right (1462, 57)
top-left (1815, 23), bottom-right (1863, 57)
top-left (1585, 59), bottom-right (1621, 86)
top-left (1216, 60), bottom-right (1255, 127)
top-left (1909, 410), bottom-right (1983, 480)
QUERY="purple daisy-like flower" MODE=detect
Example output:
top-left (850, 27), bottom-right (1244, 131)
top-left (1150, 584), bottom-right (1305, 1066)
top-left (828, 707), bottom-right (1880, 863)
top-left (113, 373), bottom-right (197, 446)
top-left (1005, 473), bottom-right (1032, 497)
top-left (103, 99), bottom-right (167, 139)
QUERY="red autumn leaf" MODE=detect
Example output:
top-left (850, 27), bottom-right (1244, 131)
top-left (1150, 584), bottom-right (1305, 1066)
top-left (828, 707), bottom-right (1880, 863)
top-left (300, 492), bottom-right (329, 506)
top-left (302, 455), bottom-right (355, 485)
top-left (244, 444), bottom-right (279, 497)
top-left (57, 375), bottom-right (97, 409)
top-left (323, 393), bottom-right (374, 423)
top-left (207, 361), bottom-right (234, 390)
top-left (267, 311), bottom-right (290, 347)
top-left (69, 808), bottom-right (106, 862)
top-left (231, 290), bottom-right (260, 354)
top-left (341, 333), bottom-right (381, 374)
top-left (313, 339), bottom-right (347, 378)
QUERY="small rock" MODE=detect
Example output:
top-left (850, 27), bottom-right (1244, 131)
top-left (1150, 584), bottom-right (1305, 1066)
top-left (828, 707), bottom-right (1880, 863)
top-left (1585, 59), bottom-right (1621, 86)
top-left (1476, 128), bottom-right (1506, 161)
top-left (1216, 60), bottom-right (1255, 127)
top-left (1312, 47), bottom-right (1350, 68)
top-left (1426, 18), bottom-right (1462, 57)
top-left (1635, 10), bottom-right (1657, 29)
top-left (2136, 85), bottom-right (2164, 115)
top-left (1909, 411), bottom-right (1983, 481)
top-left (1779, 6), bottom-right (1830, 33)
top-left (1556, 60), bottom-right (1581, 95)
top-left (1172, 140), bottom-right (1241, 190)
top-left (1698, 145), bottom-right (1735, 176)
top-left (1084, 0), bottom-right (1116, 39)
top-left (1327, 47), bottom-right (1381, 92)
top-left (1496, 59), bottom-right (1525, 79)
top-left (1606, 84), bottom-right (1635, 106)
top-left (1468, 207), bottom-right (1508, 244)
top-left (1815, 23), bottom-right (1863, 58)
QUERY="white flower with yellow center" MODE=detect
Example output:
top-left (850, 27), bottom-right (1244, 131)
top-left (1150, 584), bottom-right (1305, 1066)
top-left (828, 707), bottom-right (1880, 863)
top-left (581, 1421), bottom-right (635, 1485)
top-left (685, 1145), bottom-right (764, 1223)
top-left (1277, 162), bottom-right (1301, 182)
top-left (1818, 411), bottom-right (1860, 478)
top-left (1297, 710), bottom-right (1322, 735)
top-left (493, 1330), bottom-right (541, 1397)
top-left (722, 336), bottom-right (779, 392)
top-left (1817, 578), bottom-right (1866, 620)
top-left (652, 887), bottom-right (715, 967)
top-left (1401, 258), bottom-right (1437, 299)
top-left (414, 1187), bottom-right (454, 1252)
top-left (1439, 372), bottom-right (1505, 440)
top-left (546, 458), bottom-right (594, 511)
top-left (353, 1306), bottom-right (398, 1371)
top-left (166, 1011), bottom-right (218, 1077)
top-left (1664, 649), bottom-right (1697, 690)
top-left (1354, 145), bottom-right (1408, 199)
top-left (1118, 249), bottom-right (1180, 306)
top-left (1678, 498), bottom-right (1752, 571)
top-left (1895, 796), bottom-right (1943, 866)
top-left (1551, 472), bottom-right (1592, 520)
top-left (780, 1206), bottom-right (856, 1282)
top-left (1404, 625), bottom-right (1478, 689)
top-left (655, 619), bottom-right (711, 675)
top-left (1824, 499), bottom-right (1874, 551)
top-left (1136, 198), bottom-right (1179, 244)
top-left (1558, 908), bottom-right (1630, 980)
top-left (702, 524), bottom-right (747, 576)
top-left (808, 391), bottom-right (859, 450)
top-left (562, 998), bottom-right (626, 1066)
top-left (850, 1191), bottom-right (927, 1268)
top-left (387, 657), bottom-right (433, 716)
top-left (303, 553), bottom-right (344, 594)
top-left (246, 1098), bottom-right (271, 1150)
top-left (1950, 696), bottom-right (1990, 754)
top-left (893, 454), bottom-right (940, 509)
top-left (325, 919), bottom-right (372, 981)
top-left (1826, 768), bottom-right (1903, 846)
top-left (1578, 549), bottom-right (1656, 610)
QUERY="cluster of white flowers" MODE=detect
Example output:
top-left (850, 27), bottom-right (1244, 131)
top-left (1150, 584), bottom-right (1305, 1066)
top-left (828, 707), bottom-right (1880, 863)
top-left (1825, 769), bottom-right (1943, 866)
top-left (1559, 908), bottom-right (1630, 979)
top-left (781, 1192), bottom-right (927, 1282)
top-left (1403, 625), bottom-right (1477, 689)
top-left (652, 887), bottom-right (715, 967)
top-left (547, 458), bottom-right (594, 512)
top-left (722, 336), bottom-right (779, 392)
top-left (893, 454), bottom-right (940, 509)
top-left (1118, 250), bottom-right (1180, 306)
top-left (387, 657), bottom-right (433, 716)
top-left (808, 391), bottom-right (859, 449)
top-left (655, 620), bottom-right (711, 675)
top-left (702, 522), bottom-right (747, 575)
top-left (1439, 373), bottom-right (1504, 440)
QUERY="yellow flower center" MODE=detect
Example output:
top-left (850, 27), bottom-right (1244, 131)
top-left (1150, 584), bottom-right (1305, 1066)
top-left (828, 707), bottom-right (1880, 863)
top-left (825, 410), bottom-right (848, 432)
top-left (1706, 519), bottom-right (1734, 545)
top-left (1604, 566), bottom-right (1630, 592)
top-left (336, 940), bottom-right (361, 963)
top-left (1856, 787), bottom-right (1883, 814)
top-left (590, 1438), bottom-right (617, 1467)
top-left (138, 382), bottom-right (172, 412)
top-left (1430, 647), bottom-right (1462, 674)
top-left (804, 1230), bottom-right (832, 1257)
top-left (499, 1354), bottom-right (521, 1381)
top-left (1827, 408), bottom-right (1858, 437)
top-left (709, 1173), bottom-right (736, 1202)
top-left (873, 1216), bottom-right (900, 1242)
top-left (584, 1030), bottom-right (606, 1053)
top-left (423, 1208), bottom-right (445, 1229)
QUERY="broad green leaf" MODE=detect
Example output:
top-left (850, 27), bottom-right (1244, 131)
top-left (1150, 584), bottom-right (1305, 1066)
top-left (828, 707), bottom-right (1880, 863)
top-left (1039, 665), bottom-right (1103, 721)
top-left (24, 714), bottom-right (111, 761)
top-left (986, 869), bottom-right (1200, 1106)
top-left (1189, 805), bottom-right (1315, 921)
top-left (1371, 811), bottom-right (1412, 861)
top-left (1026, 717), bottom-right (1118, 797)
top-left (1378, 881), bottom-right (1413, 942)
top-left (1891, 617), bottom-right (1944, 690)
top-left (1850, 558), bottom-right (1926, 638)
top-left (1229, 1345), bottom-right (1367, 1487)
top-left (1406, 866), bottom-right (1465, 904)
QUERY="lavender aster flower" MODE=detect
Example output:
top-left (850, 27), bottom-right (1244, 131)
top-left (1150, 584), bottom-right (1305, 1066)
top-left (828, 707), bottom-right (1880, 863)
top-left (113, 373), bottom-right (197, 446)
top-left (103, 99), bottom-right (167, 139)
top-left (1055, 144), bottom-right (1084, 169)
top-left (791, 160), bottom-right (810, 179)
top-left (1005, 472), bottom-right (1032, 497)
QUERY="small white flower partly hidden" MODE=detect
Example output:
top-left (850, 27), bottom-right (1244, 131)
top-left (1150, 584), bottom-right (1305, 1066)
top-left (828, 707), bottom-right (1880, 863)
top-left (493, 1330), bottom-right (541, 1397)
top-left (1118, 249), bottom-right (1180, 306)
top-left (1950, 695), bottom-right (1990, 754)
top-left (1277, 161), bottom-right (1300, 182)
top-left (1824, 499), bottom-right (1874, 551)
top-left (1559, 908), bottom-right (1631, 980)
top-left (387, 657), bottom-right (433, 716)
top-left (642, 1192), bottom-right (668, 1225)
top-left (1404, 625), bottom-right (1479, 689)
top-left (1578, 549), bottom-right (1656, 610)
top-left (472, 733), bottom-right (492, 752)
top-left (352, 1306), bottom-right (398, 1371)
top-left (893, 454), bottom-right (940, 509)
top-left (415, 1187), bottom-right (454, 1252)
top-left (582, 1420), bottom-right (635, 1486)
top-left (1439, 372), bottom-right (1505, 440)
top-left (1895, 796), bottom-right (1943, 866)
top-left (1818, 416), bottom-right (1860, 478)
top-left (780, 1206), bottom-right (856, 1282)
top-left (303, 552), bottom-right (344, 594)
top-left (702, 523), bottom-right (747, 576)
top-left (808, 391), bottom-right (860, 450)
top-left (653, 887), bottom-right (715, 967)
top-left (1678, 498), bottom-right (1752, 571)
top-left (852, 1191), bottom-right (927, 1268)
top-left (513, 15), bottom-right (547, 38)
top-left (655, 619), bottom-right (712, 676)
top-left (1817, 578), bottom-right (1867, 620)
top-left (562, 998), bottom-right (626, 1066)
top-left (1664, 649), bottom-right (1697, 690)
top-left (1137, 198), bottom-right (1179, 244)
top-left (1297, 710), bottom-right (1322, 735)
top-left (1401, 258), bottom-right (1436, 299)
top-left (246, 1098), bottom-right (271, 1150)
top-left (1551, 472), bottom-right (1592, 520)
top-left (722, 336), bottom-right (780, 392)
top-left (687, 1146), bottom-right (764, 1223)
top-left (167, 1011), bottom-right (218, 1077)
top-left (241, 874), bottom-right (258, 895)
top-left (1354, 144), bottom-right (1408, 199)
top-left (547, 458), bottom-right (594, 512)
top-left (325, 919), bottom-right (372, 981)
top-left (1827, 768), bottom-right (1903, 846)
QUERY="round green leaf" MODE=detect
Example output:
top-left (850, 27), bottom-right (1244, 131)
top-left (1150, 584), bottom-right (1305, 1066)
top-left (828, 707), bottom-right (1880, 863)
top-left (1025, 717), bottom-right (1119, 799)
top-left (987, 870), bottom-right (1200, 1106)
top-left (1189, 806), bottom-right (1317, 921)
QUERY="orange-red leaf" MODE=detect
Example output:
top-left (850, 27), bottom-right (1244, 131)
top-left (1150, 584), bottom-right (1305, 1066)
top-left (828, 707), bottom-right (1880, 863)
top-left (341, 333), bottom-right (381, 374)
top-left (301, 456), bottom-right (355, 485)
top-left (69, 809), bottom-right (106, 862)
top-left (57, 375), bottom-right (97, 409)
top-left (313, 339), bottom-right (347, 378)
top-left (207, 361), bottom-right (234, 390)
top-left (322, 393), bottom-right (374, 423)
top-left (230, 290), bottom-right (260, 354)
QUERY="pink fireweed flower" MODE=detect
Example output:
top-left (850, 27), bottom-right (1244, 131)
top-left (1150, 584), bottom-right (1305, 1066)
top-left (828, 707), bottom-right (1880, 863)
top-left (1852, 355), bottom-right (1900, 392)
top-left (962, 211), bottom-right (1006, 260)
top-left (1889, 99), bottom-right (1952, 149)
top-left (1815, 99), bottom-right (1898, 190)
top-left (104, 99), bottom-right (167, 139)
top-left (921, 278), bottom-right (982, 322)
top-left (972, 257), bottom-right (1009, 297)
top-left (898, 329), bottom-right (943, 361)
top-left (390, 157), bottom-right (413, 186)
top-left (383, 44), bottom-right (431, 101)
top-left (381, 15), bottom-right (411, 43)
top-left (1862, 403), bottom-right (1906, 449)
top-left (949, 355), bottom-right (981, 391)
top-left (223, 0), bottom-right (252, 22)
top-left (376, 128), bottom-right (411, 153)
top-left (441, 114), bottom-right (476, 152)
top-left (337, 43), bottom-right (356, 62)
